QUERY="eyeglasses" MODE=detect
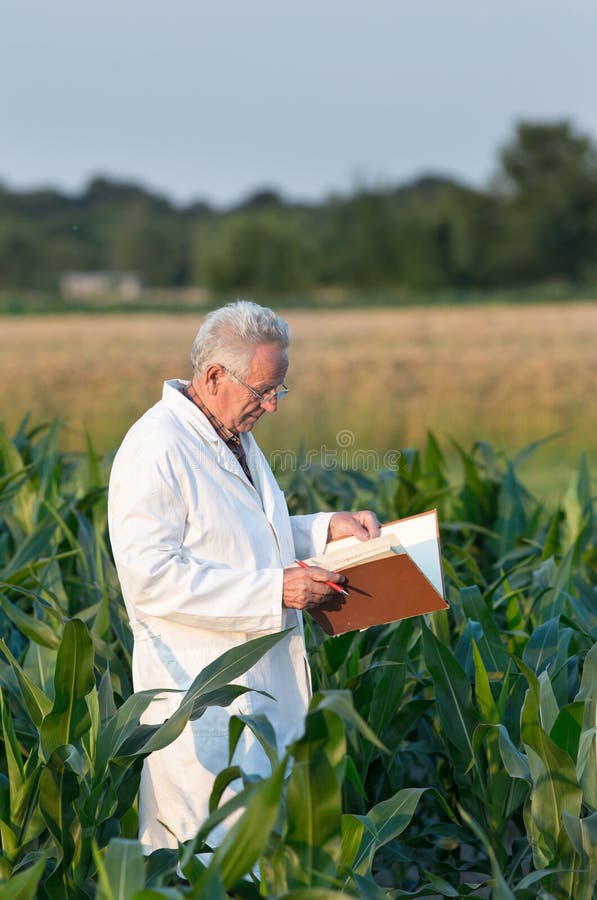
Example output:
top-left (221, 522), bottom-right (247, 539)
top-left (222, 366), bottom-right (289, 405)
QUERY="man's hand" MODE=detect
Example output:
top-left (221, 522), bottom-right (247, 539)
top-left (282, 565), bottom-right (346, 610)
top-left (327, 510), bottom-right (381, 543)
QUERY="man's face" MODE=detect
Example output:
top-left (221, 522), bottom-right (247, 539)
top-left (219, 343), bottom-right (289, 433)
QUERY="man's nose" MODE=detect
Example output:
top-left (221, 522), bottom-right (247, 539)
top-left (261, 395), bottom-right (278, 412)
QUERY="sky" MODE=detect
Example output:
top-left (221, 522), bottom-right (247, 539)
top-left (2, 0), bottom-right (597, 208)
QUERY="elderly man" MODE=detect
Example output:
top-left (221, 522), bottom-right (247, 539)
top-left (108, 300), bottom-right (379, 853)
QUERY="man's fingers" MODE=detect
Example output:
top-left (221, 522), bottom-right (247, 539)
top-left (282, 565), bottom-right (346, 609)
top-left (309, 566), bottom-right (345, 584)
top-left (360, 511), bottom-right (381, 538)
top-left (328, 510), bottom-right (381, 541)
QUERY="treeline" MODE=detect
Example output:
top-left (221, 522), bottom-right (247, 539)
top-left (2, 119), bottom-right (597, 294)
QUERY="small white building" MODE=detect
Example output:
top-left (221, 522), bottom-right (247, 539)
top-left (60, 271), bottom-right (143, 300)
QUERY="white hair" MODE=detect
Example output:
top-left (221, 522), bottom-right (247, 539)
top-left (190, 300), bottom-right (290, 377)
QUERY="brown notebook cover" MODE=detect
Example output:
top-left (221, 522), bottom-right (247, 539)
top-left (308, 512), bottom-right (448, 636)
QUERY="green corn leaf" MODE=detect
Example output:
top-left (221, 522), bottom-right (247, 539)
top-left (344, 787), bottom-right (427, 877)
top-left (0, 466), bottom-right (34, 519)
top-left (39, 746), bottom-right (81, 869)
top-left (461, 585), bottom-right (510, 673)
top-left (0, 856), bottom-right (46, 900)
top-left (566, 582), bottom-right (597, 640)
top-left (576, 640), bottom-right (597, 707)
top-left (130, 888), bottom-right (185, 899)
top-left (116, 685), bottom-right (266, 760)
top-left (471, 640), bottom-right (499, 724)
top-left (522, 616), bottom-right (560, 675)
top-left (40, 618), bottom-right (95, 759)
top-left (0, 424), bottom-right (36, 534)
top-left (13, 750), bottom-right (44, 840)
top-left (200, 757), bottom-right (287, 890)
top-left (179, 779), bottom-right (265, 873)
top-left (105, 631), bottom-right (289, 765)
top-left (537, 670), bottom-right (560, 735)
top-left (421, 620), bottom-right (477, 764)
top-left (550, 702), bottom-right (584, 760)
top-left (454, 618), bottom-right (482, 677)
top-left (183, 628), bottom-right (291, 697)
top-left (562, 810), bottom-right (597, 899)
top-left (208, 765), bottom-right (245, 816)
top-left (94, 688), bottom-right (172, 777)
top-left (94, 838), bottom-right (146, 900)
top-left (343, 753), bottom-right (366, 802)
top-left (275, 891), bottom-right (356, 899)
top-left (577, 648), bottom-right (597, 807)
top-left (0, 689), bottom-right (26, 815)
top-left (284, 713), bottom-right (345, 885)
top-left (340, 815), bottom-right (364, 875)
top-left (9, 753), bottom-right (44, 849)
top-left (457, 804), bottom-right (516, 900)
top-left (563, 460), bottom-right (590, 547)
top-left (0, 823), bottom-right (18, 864)
top-left (23, 641), bottom-right (58, 702)
top-left (497, 724), bottom-right (531, 783)
top-left (183, 867), bottom-right (226, 900)
top-left (353, 872), bottom-right (459, 897)
top-left (311, 690), bottom-right (387, 753)
top-left (544, 546), bottom-right (576, 621)
top-left (228, 713), bottom-right (279, 770)
top-left (542, 509), bottom-right (564, 560)
top-left (521, 685), bottom-right (583, 869)
top-left (0, 591), bottom-right (60, 649)
top-left (367, 621), bottom-right (410, 739)
top-left (98, 668), bottom-right (117, 722)
top-left (496, 461), bottom-right (532, 559)
top-left (0, 517), bottom-right (61, 581)
top-left (190, 684), bottom-right (268, 721)
top-left (471, 724), bottom-right (529, 829)
top-left (577, 728), bottom-right (597, 811)
top-left (322, 630), bottom-right (360, 677)
top-left (0, 636), bottom-right (53, 727)
top-left (142, 847), bottom-right (179, 888)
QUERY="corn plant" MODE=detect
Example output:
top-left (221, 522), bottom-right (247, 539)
top-left (0, 419), bottom-right (595, 897)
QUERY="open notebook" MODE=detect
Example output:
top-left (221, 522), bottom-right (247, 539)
top-left (301, 509), bottom-right (447, 635)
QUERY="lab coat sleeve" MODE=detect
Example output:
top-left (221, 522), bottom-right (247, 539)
top-left (290, 513), bottom-right (334, 561)
top-left (108, 444), bottom-right (284, 634)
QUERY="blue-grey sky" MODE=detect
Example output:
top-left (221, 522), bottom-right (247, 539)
top-left (2, 0), bottom-right (596, 207)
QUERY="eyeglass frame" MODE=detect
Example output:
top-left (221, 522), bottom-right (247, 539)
top-left (221, 366), bottom-right (289, 405)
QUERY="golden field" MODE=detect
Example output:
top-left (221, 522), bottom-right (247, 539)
top-left (1, 302), bottom-right (596, 501)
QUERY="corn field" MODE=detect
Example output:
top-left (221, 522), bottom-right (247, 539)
top-left (0, 420), bottom-right (595, 898)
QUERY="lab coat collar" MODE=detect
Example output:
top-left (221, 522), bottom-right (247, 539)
top-left (162, 379), bottom-right (220, 445)
top-left (161, 380), bottom-right (277, 513)
top-left (162, 380), bottom-right (286, 565)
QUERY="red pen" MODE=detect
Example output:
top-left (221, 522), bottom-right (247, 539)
top-left (295, 559), bottom-right (349, 596)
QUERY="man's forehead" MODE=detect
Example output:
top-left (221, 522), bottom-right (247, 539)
top-left (248, 343), bottom-right (288, 375)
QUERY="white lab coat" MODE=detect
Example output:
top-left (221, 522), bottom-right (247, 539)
top-left (108, 380), bottom-right (332, 852)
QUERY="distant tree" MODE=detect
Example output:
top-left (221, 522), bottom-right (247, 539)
top-left (0, 225), bottom-right (46, 288)
top-left (81, 176), bottom-right (173, 215)
top-left (195, 213), bottom-right (312, 292)
top-left (235, 188), bottom-right (286, 211)
top-left (315, 191), bottom-right (400, 287)
top-left (494, 120), bottom-right (597, 282)
top-left (183, 199), bottom-right (214, 219)
top-left (111, 214), bottom-right (191, 286)
top-left (498, 121), bottom-right (597, 196)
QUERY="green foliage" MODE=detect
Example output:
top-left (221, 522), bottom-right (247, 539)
top-left (195, 211), bottom-right (314, 292)
top-left (0, 419), bottom-right (595, 896)
top-left (496, 121), bottom-right (597, 282)
top-left (3, 119), bottom-right (597, 297)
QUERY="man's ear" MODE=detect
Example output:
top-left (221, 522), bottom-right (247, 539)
top-left (203, 364), bottom-right (224, 395)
